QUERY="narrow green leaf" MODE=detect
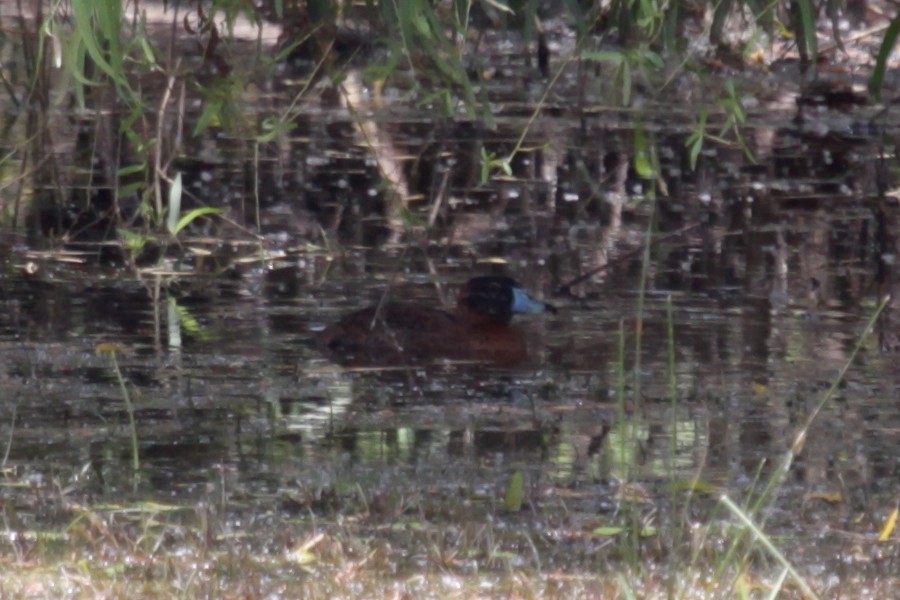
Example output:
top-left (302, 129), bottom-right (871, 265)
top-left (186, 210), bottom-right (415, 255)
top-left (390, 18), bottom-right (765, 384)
top-left (498, 157), bottom-right (512, 177)
top-left (720, 495), bottom-right (821, 600)
top-left (633, 125), bottom-right (654, 179)
top-left (166, 172), bottom-right (182, 235)
top-left (479, 147), bottom-right (492, 184)
top-left (174, 207), bottom-right (222, 236)
top-left (70, 53), bottom-right (106, 87)
top-left (869, 16), bottom-right (900, 100)
top-left (95, 0), bottom-right (124, 74)
top-left (644, 50), bottom-right (664, 69)
top-left (686, 109), bottom-right (707, 170)
top-left (796, 0), bottom-right (817, 66)
top-left (503, 471), bottom-right (524, 512)
top-left (117, 163), bottom-right (147, 177)
top-left (689, 136), bottom-right (703, 171)
top-left (635, 155), bottom-right (653, 179)
top-left (481, 0), bottom-right (514, 14)
top-left (194, 100), bottom-right (223, 136)
top-left (139, 36), bottom-right (157, 67)
top-left (171, 300), bottom-right (204, 337)
top-left (70, 0), bottom-right (124, 84)
top-left (118, 229), bottom-right (147, 254)
top-left (256, 117), bottom-right (296, 143)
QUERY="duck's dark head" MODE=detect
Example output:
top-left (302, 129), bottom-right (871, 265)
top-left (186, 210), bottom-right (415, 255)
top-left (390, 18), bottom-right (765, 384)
top-left (458, 276), bottom-right (556, 323)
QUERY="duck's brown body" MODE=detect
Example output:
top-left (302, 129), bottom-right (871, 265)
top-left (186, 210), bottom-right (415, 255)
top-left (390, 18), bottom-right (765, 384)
top-left (318, 276), bottom-right (553, 366)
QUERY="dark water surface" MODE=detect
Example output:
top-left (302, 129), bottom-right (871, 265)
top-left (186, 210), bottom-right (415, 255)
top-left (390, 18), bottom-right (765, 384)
top-left (1, 24), bottom-right (899, 592)
top-left (1, 188), bottom-right (897, 587)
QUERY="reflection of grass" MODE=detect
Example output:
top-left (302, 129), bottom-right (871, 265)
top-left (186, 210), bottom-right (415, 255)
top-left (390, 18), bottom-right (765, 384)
top-left (601, 203), bottom-right (892, 597)
top-left (97, 343), bottom-right (140, 475)
top-left (1, 315), bottom-right (897, 598)
top-left (705, 295), bottom-right (891, 598)
top-left (0, 256), bottom-right (891, 598)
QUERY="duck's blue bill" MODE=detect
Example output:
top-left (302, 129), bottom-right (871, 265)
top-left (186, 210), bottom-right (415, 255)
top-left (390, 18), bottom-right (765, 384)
top-left (512, 287), bottom-right (553, 314)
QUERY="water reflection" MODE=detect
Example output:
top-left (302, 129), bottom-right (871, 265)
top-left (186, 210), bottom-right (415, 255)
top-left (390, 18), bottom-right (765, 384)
top-left (1, 258), bottom-right (894, 485)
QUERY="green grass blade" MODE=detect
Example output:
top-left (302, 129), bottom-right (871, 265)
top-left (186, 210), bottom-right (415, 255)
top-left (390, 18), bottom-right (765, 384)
top-left (869, 16), bottom-right (900, 100)
top-left (166, 172), bottom-right (183, 235)
top-left (795, 0), bottom-right (817, 66)
top-left (719, 495), bottom-right (820, 600)
top-left (174, 207), bottom-right (223, 236)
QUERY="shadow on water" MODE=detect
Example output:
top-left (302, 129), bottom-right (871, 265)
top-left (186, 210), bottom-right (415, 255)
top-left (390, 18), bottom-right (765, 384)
top-left (0, 4), bottom-right (898, 595)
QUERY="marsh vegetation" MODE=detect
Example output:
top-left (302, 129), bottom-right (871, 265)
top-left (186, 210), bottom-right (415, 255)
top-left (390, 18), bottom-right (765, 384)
top-left (0, 0), bottom-right (898, 597)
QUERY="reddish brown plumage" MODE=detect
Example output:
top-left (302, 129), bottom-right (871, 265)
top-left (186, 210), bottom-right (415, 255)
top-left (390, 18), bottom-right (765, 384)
top-left (317, 277), bottom-right (552, 366)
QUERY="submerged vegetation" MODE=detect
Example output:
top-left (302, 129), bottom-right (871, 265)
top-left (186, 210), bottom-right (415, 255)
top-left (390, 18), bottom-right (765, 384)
top-left (0, 0), bottom-right (898, 597)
